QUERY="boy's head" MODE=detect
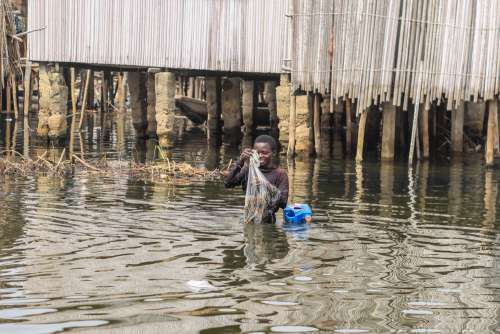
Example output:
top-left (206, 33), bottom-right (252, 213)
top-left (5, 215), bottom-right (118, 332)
top-left (253, 135), bottom-right (277, 168)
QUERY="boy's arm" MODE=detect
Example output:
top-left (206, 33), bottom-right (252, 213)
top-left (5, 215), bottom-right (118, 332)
top-left (224, 162), bottom-right (248, 188)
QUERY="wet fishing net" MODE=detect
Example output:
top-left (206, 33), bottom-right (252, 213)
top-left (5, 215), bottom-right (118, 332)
top-left (244, 150), bottom-right (280, 224)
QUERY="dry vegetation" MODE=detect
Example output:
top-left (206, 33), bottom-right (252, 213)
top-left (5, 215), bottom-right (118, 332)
top-left (0, 147), bottom-right (228, 182)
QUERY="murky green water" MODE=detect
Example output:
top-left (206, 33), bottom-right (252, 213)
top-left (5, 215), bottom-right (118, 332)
top-left (1, 114), bottom-right (500, 333)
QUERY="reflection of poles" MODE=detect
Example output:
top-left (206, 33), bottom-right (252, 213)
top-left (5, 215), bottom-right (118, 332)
top-left (379, 162), bottom-right (394, 210)
top-left (116, 112), bottom-right (126, 157)
top-left (312, 157), bottom-right (321, 200)
top-left (418, 161), bottom-right (429, 212)
top-left (483, 171), bottom-right (497, 227)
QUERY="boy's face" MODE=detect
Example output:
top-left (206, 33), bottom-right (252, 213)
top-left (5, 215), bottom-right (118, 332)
top-left (254, 143), bottom-right (273, 168)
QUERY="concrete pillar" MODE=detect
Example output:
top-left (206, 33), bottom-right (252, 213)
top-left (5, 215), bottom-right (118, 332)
top-left (277, 74), bottom-right (291, 150)
top-left (37, 64), bottom-right (68, 139)
top-left (155, 72), bottom-right (176, 148)
top-left (222, 78), bottom-right (242, 133)
top-left (451, 102), bottom-right (464, 154)
top-left (242, 80), bottom-right (254, 131)
top-left (264, 81), bottom-right (277, 129)
top-left (381, 103), bottom-right (396, 161)
top-left (206, 77), bottom-right (221, 135)
top-left (294, 94), bottom-right (313, 156)
top-left (146, 73), bottom-right (157, 138)
top-left (128, 72), bottom-right (148, 139)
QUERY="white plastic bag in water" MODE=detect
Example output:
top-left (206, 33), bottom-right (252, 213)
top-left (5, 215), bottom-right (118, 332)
top-left (243, 150), bottom-right (280, 224)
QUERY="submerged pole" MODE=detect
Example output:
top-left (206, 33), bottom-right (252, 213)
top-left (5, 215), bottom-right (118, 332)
top-left (451, 102), bottom-right (464, 155)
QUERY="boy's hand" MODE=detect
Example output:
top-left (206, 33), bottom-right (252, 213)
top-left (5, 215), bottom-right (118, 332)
top-left (239, 148), bottom-right (253, 166)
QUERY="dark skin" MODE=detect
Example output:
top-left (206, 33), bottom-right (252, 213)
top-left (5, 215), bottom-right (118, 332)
top-left (239, 143), bottom-right (274, 168)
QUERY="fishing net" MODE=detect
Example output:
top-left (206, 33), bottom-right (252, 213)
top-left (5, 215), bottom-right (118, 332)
top-left (244, 150), bottom-right (281, 224)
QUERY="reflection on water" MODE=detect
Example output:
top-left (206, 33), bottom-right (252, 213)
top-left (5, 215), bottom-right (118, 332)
top-left (0, 113), bottom-right (500, 333)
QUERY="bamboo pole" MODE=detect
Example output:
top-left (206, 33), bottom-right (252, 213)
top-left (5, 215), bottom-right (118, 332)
top-left (78, 69), bottom-right (91, 130)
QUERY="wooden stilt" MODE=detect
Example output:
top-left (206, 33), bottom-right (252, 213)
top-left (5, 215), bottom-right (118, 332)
top-left (23, 62), bottom-right (32, 119)
top-left (101, 71), bottom-right (108, 113)
top-left (485, 100), bottom-right (498, 167)
top-left (6, 75), bottom-right (11, 115)
top-left (356, 110), bottom-right (368, 162)
top-left (451, 103), bottom-right (464, 154)
top-left (69, 68), bottom-right (77, 160)
top-left (78, 69), bottom-right (91, 130)
top-left (23, 62), bottom-right (32, 158)
top-left (11, 74), bottom-right (18, 119)
top-left (421, 106), bottom-right (430, 159)
top-left (381, 103), bottom-right (396, 160)
top-left (313, 94), bottom-right (321, 156)
top-left (345, 96), bottom-right (352, 155)
top-left (287, 94), bottom-right (297, 157)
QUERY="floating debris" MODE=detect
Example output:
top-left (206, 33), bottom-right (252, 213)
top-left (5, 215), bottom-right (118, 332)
top-left (270, 325), bottom-right (319, 333)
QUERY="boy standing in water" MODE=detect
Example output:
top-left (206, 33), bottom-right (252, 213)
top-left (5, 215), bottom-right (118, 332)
top-left (224, 135), bottom-right (289, 223)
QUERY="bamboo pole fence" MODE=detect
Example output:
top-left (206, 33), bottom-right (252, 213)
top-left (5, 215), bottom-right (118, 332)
top-left (291, 0), bottom-right (500, 115)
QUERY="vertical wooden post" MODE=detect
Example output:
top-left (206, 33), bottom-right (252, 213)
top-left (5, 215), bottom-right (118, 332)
top-left (86, 70), bottom-right (94, 109)
top-left (356, 110), bottom-right (368, 162)
top-left (485, 100), bottom-right (498, 167)
top-left (101, 71), bottom-right (109, 113)
top-left (421, 106), bottom-right (430, 159)
top-left (287, 94), bottom-right (297, 157)
top-left (345, 96), bottom-right (352, 155)
top-left (11, 74), bottom-right (19, 119)
top-left (78, 70), bottom-right (91, 130)
top-left (6, 75), bottom-right (11, 115)
top-left (381, 103), bottom-right (396, 161)
top-left (69, 68), bottom-right (77, 159)
top-left (451, 102), bottom-right (464, 154)
top-left (23, 62), bottom-right (32, 158)
top-left (313, 93), bottom-right (321, 156)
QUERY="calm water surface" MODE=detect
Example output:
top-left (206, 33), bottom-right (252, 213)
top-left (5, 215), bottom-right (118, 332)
top-left (1, 114), bottom-right (500, 333)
